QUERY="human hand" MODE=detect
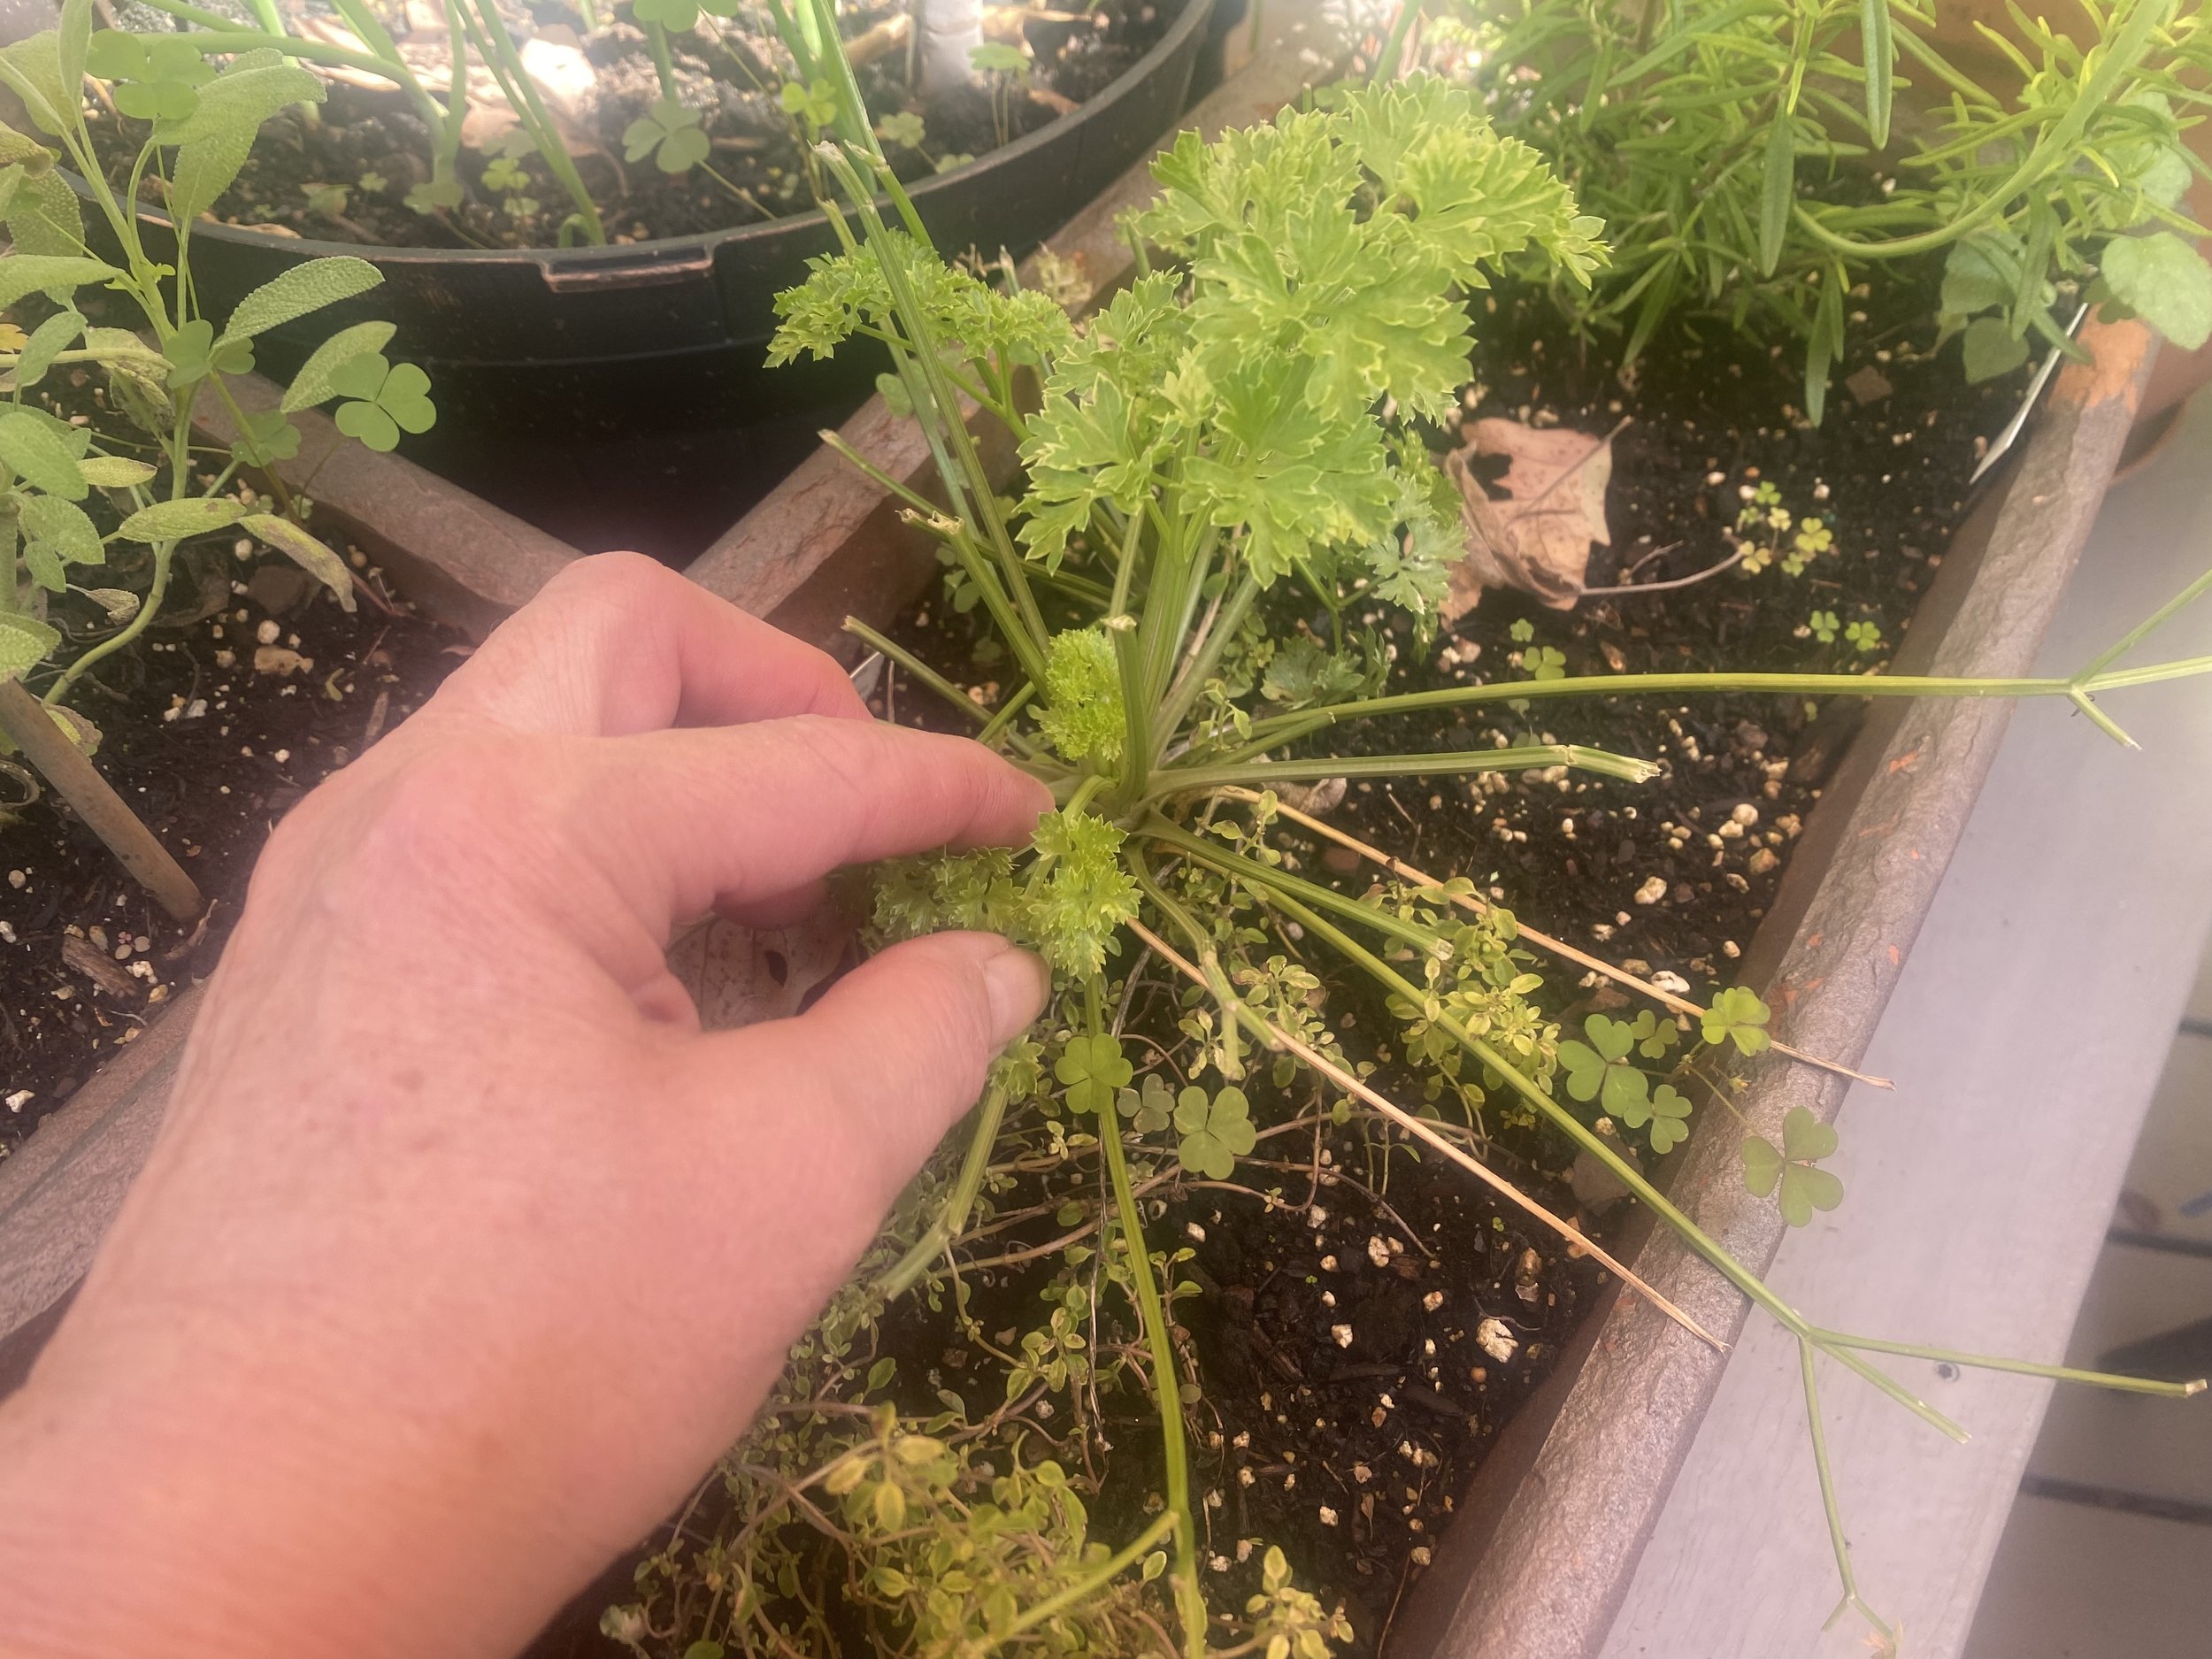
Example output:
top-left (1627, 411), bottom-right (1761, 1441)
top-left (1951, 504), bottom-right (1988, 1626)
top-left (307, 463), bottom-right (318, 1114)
top-left (0, 554), bottom-right (1051, 1659)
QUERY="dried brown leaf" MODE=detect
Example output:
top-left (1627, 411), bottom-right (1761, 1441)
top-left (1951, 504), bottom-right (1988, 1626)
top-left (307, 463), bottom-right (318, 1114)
top-left (1441, 418), bottom-right (1618, 621)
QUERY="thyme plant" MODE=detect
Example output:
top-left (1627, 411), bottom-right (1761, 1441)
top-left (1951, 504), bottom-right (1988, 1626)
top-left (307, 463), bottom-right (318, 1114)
top-left (0, 2), bottom-right (427, 713)
top-left (1447, 0), bottom-right (2212, 419)
top-left (617, 49), bottom-right (2212, 1655)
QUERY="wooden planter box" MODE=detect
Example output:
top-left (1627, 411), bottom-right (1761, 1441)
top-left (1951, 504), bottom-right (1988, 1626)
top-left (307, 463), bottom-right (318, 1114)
top-left (0, 32), bottom-right (2158, 1656)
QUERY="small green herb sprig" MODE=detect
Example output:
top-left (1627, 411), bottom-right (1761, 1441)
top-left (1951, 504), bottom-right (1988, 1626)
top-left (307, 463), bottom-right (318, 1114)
top-left (1452, 0), bottom-right (2212, 419)
top-left (0, 4), bottom-right (434, 713)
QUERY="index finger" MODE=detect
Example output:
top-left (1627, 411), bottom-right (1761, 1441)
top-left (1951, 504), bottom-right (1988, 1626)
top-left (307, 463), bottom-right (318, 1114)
top-left (434, 553), bottom-right (868, 737)
top-left (557, 717), bottom-right (1054, 941)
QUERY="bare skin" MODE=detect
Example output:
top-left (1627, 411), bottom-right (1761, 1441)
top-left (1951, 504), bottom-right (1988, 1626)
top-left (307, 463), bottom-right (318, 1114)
top-left (0, 553), bottom-right (1053, 1659)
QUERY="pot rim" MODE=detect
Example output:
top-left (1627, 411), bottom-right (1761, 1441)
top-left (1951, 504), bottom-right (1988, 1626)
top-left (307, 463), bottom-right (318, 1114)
top-left (97, 0), bottom-right (1214, 273)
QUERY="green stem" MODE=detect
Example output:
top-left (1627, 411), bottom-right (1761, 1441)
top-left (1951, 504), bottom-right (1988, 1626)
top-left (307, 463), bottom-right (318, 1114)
top-left (1372, 0), bottom-right (1425, 81)
top-left (49, 543), bottom-right (174, 704)
top-left (2072, 564), bottom-right (2212, 684)
top-left (842, 617), bottom-right (987, 725)
top-left (976, 682), bottom-right (1036, 748)
top-left (643, 19), bottom-right (681, 101)
top-left (1088, 978), bottom-right (1208, 1657)
top-left (1110, 621), bottom-right (1151, 810)
top-left (823, 150), bottom-right (1049, 651)
top-left (1106, 505), bottom-right (1144, 618)
top-left (1010, 1511), bottom-right (1180, 1636)
top-left (1800, 1337), bottom-right (1897, 1648)
top-left (1233, 656), bottom-right (2212, 757)
top-left (874, 1080), bottom-right (1010, 1299)
top-left (1809, 1329), bottom-right (2206, 1397)
top-left (1153, 743), bottom-right (1658, 799)
top-left (1155, 570), bottom-right (1260, 757)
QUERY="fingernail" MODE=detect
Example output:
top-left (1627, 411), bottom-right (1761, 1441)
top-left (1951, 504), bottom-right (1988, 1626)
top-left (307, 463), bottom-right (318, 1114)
top-left (980, 944), bottom-right (1050, 1046)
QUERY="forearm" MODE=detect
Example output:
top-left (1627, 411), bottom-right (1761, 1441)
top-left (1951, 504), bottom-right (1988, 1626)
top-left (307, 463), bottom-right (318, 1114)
top-left (0, 1356), bottom-right (554, 1659)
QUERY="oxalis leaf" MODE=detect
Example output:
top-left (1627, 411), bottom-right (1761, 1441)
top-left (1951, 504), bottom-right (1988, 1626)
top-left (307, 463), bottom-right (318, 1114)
top-left (1741, 1105), bottom-right (1844, 1226)
top-left (1173, 1084), bottom-right (1255, 1180)
top-left (327, 353), bottom-right (436, 452)
top-left (223, 257), bottom-right (384, 342)
top-left (242, 512), bottom-right (355, 611)
top-left (1558, 1013), bottom-right (1649, 1117)
top-left (1054, 1033), bottom-right (1132, 1114)
top-left (163, 318), bottom-right (254, 389)
top-left (2101, 231), bottom-right (2212, 352)
top-left (1701, 986), bottom-right (1771, 1056)
top-left (114, 495), bottom-right (246, 544)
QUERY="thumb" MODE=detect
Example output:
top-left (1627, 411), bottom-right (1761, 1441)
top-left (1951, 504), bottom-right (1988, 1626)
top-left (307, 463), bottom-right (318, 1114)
top-left (695, 931), bottom-right (1050, 1203)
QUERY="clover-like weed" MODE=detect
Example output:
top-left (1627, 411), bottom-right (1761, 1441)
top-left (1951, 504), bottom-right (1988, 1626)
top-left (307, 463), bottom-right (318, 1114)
top-left (1742, 1105), bottom-right (1845, 1226)
top-left (326, 353), bottom-right (438, 452)
top-left (1172, 1084), bottom-right (1255, 1180)
top-left (1701, 986), bottom-right (1772, 1056)
top-left (83, 27), bottom-right (211, 122)
top-left (1055, 1033), bottom-right (1131, 1116)
top-left (1558, 1013), bottom-right (1649, 1117)
top-left (623, 98), bottom-right (709, 175)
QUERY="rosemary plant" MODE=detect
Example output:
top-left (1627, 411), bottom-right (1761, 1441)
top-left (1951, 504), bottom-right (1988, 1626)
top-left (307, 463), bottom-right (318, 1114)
top-left (1446, 0), bottom-right (2212, 419)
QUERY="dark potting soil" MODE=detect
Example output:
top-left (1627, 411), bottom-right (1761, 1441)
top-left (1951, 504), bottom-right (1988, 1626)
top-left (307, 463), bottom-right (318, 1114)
top-left (1294, 280), bottom-right (2024, 988)
top-left (0, 508), bottom-right (463, 1157)
top-left (88, 2), bottom-right (1172, 250)
top-left (840, 277), bottom-right (2030, 1646)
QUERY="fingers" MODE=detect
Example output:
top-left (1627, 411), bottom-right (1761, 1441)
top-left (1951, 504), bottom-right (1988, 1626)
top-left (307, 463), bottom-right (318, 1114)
top-left (687, 932), bottom-right (1049, 1199)
top-left (434, 553), bottom-right (868, 737)
top-left (564, 717), bottom-right (1053, 936)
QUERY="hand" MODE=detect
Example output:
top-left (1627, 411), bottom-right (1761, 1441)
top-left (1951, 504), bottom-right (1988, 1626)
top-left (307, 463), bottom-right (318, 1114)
top-left (0, 554), bottom-right (1052, 1659)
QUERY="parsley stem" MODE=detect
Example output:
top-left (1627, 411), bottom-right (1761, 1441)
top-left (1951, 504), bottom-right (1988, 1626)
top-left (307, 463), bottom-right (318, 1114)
top-left (1228, 646), bottom-right (2212, 757)
top-left (1087, 978), bottom-right (1209, 1657)
top-left (841, 618), bottom-right (988, 726)
top-left (1806, 1329), bottom-right (2205, 1397)
top-left (975, 682), bottom-right (1036, 747)
top-left (1009, 1511), bottom-right (1179, 1637)
top-left (873, 1079), bottom-right (1010, 1300)
top-left (1150, 742), bottom-right (1658, 799)
top-left (1800, 1337), bottom-right (1896, 1650)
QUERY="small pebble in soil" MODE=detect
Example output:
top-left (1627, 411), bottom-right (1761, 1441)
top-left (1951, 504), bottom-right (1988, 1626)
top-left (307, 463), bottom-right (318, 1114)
top-left (1478, 1318), bottom-right (1520, 1363)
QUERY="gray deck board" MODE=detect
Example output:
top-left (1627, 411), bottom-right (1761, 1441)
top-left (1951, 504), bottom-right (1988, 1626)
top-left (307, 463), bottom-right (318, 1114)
top-left (1599, 397), bottom-right (2212, 1659)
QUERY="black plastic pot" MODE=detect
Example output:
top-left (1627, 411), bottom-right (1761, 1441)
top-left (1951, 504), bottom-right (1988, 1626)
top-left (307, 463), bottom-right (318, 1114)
top-left (112, 0), bottom-right (1213, 557)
